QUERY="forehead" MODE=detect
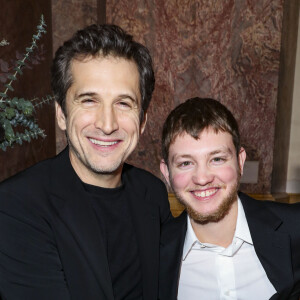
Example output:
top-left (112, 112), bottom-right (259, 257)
top-left (68, 55), bottom-right (141, 101)
top-left (70, 55), bottom-right (139, 80)
top-left (169, 129), bottom-right (235, 158)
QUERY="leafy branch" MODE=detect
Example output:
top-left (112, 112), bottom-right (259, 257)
top-left (0, 15), bottom-right (51, 151)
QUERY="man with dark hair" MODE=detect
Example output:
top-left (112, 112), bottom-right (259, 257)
top-left (0, 24), bottom-right (171, 300)
top-left (159, 97), bottom-right (300, 300)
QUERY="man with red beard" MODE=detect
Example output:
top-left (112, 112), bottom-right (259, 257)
top-left (159, 97), bottom-right (300, 300)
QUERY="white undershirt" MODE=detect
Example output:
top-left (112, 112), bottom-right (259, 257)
top-left (178, 198), bottom-right (277, 300)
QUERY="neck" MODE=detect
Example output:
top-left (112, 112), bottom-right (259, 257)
top-left (190, 200), bottom-right (238, 248)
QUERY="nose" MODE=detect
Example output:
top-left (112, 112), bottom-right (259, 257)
top-left (192, 165), bottom-right (214, 186)
top-left (94, 105), bottom-right (119, 135)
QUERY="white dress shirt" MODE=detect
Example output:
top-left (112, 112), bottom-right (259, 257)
top-left (178, 198), bottom-right (277, 300)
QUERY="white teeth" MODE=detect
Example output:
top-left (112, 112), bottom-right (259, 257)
top-left (89, 138), bottom-right (118, 146)
top-left (194, 189), bottom-right (217, 197)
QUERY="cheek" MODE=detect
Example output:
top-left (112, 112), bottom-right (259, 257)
top-left (216, 165), bottom-right (239, 183)
top-left (68, 110), bottom-right (94, 130)
top-left (171, 172), bottom-right (191, 190)
top-left (119, 113), bottom-right (141, 135)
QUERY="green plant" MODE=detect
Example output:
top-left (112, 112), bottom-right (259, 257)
top-left (0, 15), bottom-right (53, 151)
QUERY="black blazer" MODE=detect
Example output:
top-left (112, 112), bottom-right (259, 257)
top-left (0, 148), bottom-right (171, 300)
top-left (159, 192), bottom-right (300, 300)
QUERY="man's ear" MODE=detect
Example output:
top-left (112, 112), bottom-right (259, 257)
top-left (238, 147), bottom-right (247, 175)
top-left (160, 159), bottom-right (171, 186)
top-left (56, 102), bottom-right (67, 131)
top-left (140, 111), bottom-right (147, 134)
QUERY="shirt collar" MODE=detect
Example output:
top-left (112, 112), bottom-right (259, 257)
top-left (182, 213), bottom-right (199, 260)
top-left (235, 197), bottom-right (253, 245)
top-left (182, 197), bottom-right (253, 260)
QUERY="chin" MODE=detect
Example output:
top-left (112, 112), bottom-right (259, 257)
top-left (176, 184), bottom-right (239, 225)
top-left (88, 160), bottom-right (123, 175)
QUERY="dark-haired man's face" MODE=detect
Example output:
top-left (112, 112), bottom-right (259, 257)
top-left (56, 56), bottom-right (146, 187)
top-left (160, 128), bottom-right (246, 224)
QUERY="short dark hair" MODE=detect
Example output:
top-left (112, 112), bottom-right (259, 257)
top-left (162, 97), bottom-right (241, 163)
top-left (51, 24), bottom-right (155, 118)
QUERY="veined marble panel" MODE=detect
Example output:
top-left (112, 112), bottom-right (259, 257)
top-left (107, 0), bottom-right (283, 193)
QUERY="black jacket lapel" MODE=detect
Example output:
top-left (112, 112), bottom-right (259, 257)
top-left (240, 193), bottom-right (294, 293)
top-left (159, 211), bottom-right (187, 300)
top-left (48, 148), bottom-right (114, 300)
top-left (123, 164), bottom-right (160, 300)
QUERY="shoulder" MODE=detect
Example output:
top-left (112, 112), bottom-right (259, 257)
top-left (240, 192), bottom-right (300, 217)
top-left (266, 200), bottom-right (300, 232)
top-left (0, 148), bottom-right (67, 195)
top-left (123, 164), bottom-right (172, 222)
top-left (0, 156), bottom-right (61, 247)
top-left (239, 192), bottom-right (300, 236)
top-left (0, 157), bottom-right (52, 195)
top-left (0, 152), bottom-right (64, 217)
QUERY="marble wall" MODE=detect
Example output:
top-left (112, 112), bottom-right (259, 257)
top-left (52, 0), bottom-right (98, 153)
top-left (106, 0), bottom-right (284, 194)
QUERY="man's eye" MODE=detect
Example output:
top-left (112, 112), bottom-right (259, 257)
top-left (212, 157), bottom-right (226, 163)
top-left (118, 101), bottom-right (132, 109)
top-left (82, 99), bottom-right (95, 104)
top-left (178, 161), bottom-right (192, 168)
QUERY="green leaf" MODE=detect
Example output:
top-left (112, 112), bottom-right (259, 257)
top-left (5, 107), bottom-right (15, 119)
top-left (0, 143), bottom-right (7, 151)
top-left (3, 120), bottom-right (15, 142)
top-left (10, 97), bottom-right (18, 107)
top-left (7, 74), bottom-right (17, 81)
top-left (24, 130), bottom-right (31, 142)
top-left (21, 100), bottom-right (34, 116)
top-left (17, 60), bottom-right (26, 66)
top-left (14, 67), bottom-right (23, 75)
top-left (5, 84), bottom-right (14, 91)
top-left (16, 137), bottom-right (23, 145)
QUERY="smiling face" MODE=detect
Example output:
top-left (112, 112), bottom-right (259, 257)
top-left (56, 56), bottom-right (146, 187)
top-left (160, 128), bottom-right (246, 224)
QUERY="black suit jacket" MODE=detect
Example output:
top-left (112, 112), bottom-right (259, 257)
top-left (0, 148), bottom-right (171, 300)
top-left (159, 192), bottom-right (300, 300)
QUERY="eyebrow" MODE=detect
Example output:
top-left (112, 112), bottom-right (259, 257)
top-left (75, 92), bottom-right (98, 99)
top-left (75, 92), bottom-right (138, 103)
top-left (116, 94), bottom-right (138, 103)
top-left (171, 154), bottom-right (193, 164)
top-left (209, 148), bottom-right (233, 156)
top-left (171, 147), bottom-right (233, 163)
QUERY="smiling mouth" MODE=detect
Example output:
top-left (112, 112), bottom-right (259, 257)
top-left (89, 138), bottom-right (119, 147)
top-left (192, 188), bottom-right (219, 198)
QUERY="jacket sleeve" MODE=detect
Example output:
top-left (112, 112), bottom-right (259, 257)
top-left (0, 190), bottom-right (71, 300)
